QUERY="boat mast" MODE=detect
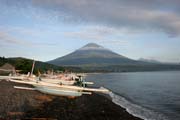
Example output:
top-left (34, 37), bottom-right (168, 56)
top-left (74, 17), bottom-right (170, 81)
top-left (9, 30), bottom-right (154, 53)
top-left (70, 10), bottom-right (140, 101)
top-left (30, 60), bottom-right (35, 76)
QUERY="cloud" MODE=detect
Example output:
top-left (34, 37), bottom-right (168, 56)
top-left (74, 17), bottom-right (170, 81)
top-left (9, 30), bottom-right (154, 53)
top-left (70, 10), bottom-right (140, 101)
top-left (63, 25), bottom-right (139, 41)
top-left (0, 30), bottom-right (56, 47)
top-left (64, 26), bottom-right (116, 41)
top-left (64, 26), bottom-right (129, 47)
top-left (1, 0), bottom-right (180, 37)
top-left (0, 31), bottom-right (25, 45)
top-left (30, 0), bottom-right (180, 37)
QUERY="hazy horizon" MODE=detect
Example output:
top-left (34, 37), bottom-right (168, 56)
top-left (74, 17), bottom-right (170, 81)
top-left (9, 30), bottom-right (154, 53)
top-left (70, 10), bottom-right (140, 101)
top-left (0, 0), bottom-right (180, 63)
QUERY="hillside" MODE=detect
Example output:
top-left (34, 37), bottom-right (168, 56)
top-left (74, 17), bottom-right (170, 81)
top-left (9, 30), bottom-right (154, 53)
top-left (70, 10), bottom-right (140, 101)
top-left (0, 57), bottom-right (64, 74)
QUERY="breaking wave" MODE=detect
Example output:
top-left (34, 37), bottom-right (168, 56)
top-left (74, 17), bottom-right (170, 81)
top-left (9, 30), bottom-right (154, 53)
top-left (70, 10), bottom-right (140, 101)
top-left (109, 92), bottom-right (169, 120)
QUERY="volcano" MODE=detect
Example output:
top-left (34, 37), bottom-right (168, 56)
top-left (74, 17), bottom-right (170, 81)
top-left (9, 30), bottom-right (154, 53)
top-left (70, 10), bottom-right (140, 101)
top-left (48, 43), bottom-right (139, 66)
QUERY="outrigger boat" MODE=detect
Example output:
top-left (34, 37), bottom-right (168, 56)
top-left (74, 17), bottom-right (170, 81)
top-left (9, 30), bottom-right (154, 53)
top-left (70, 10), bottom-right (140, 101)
top-left (10, 79), bottom-right (108, 97)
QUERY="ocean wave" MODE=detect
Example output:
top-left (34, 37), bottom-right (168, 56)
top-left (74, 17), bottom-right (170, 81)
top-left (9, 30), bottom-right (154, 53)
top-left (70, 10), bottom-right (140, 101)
top-left (109, 92), bottom-right (169, 120)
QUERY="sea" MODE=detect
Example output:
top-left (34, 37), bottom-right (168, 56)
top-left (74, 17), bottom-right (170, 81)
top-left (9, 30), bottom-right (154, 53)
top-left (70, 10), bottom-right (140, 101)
top-left (85, 71), bottom-right (180, 120)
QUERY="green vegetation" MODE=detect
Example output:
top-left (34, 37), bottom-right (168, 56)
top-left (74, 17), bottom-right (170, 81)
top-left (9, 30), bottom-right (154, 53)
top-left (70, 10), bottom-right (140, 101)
top-left (0, 57), bottom-right (64, 74)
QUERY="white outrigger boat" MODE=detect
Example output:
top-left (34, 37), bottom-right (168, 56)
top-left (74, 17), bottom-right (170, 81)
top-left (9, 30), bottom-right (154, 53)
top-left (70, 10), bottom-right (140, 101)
top-left (10, 79), bottom-right (109, 97)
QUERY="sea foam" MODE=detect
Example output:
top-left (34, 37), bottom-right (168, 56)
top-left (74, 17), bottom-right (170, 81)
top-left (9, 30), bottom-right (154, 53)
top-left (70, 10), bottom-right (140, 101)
top-left (109, 92), bottom-right (169, 120)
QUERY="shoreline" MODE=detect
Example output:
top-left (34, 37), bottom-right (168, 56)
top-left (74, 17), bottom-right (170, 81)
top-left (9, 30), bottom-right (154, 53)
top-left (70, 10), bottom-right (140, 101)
top-left (83, 69), bottom-right (180, 76)
top-left (0, 80), bottom-right (143, 120)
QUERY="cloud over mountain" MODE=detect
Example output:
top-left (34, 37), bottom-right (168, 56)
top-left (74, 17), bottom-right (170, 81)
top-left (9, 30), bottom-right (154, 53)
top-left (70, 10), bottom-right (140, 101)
top-left (32, 0), bottom-right (180, 37)
top-left (1, 0), bottom-right (180, 36)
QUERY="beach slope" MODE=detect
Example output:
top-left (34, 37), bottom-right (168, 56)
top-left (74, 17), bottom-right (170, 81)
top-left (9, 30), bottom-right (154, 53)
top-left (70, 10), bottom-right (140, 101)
top-left (0, 80), bottom-right (142, 120)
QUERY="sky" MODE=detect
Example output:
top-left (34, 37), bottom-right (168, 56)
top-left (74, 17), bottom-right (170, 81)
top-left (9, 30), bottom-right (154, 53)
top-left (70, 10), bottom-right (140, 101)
top-left (0, 0), bottom-right (180, 63)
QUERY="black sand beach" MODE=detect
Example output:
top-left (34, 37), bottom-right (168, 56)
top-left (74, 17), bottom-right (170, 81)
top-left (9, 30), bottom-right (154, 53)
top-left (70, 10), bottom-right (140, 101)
top-left (0, 80), bottom-right (142, 120)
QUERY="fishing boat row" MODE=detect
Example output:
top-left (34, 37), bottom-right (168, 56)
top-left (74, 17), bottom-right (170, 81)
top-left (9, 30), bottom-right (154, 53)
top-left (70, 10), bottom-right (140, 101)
top-left (0, 61), bottom-right (109, 97)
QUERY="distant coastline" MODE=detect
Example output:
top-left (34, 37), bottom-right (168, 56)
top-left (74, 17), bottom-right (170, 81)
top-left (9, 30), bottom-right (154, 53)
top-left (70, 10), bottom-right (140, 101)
top-left (1, 56), bottom-right (180, 74)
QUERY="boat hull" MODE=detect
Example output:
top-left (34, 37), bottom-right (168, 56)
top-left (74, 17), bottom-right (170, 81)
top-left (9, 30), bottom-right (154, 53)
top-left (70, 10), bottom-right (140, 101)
top-left (34, 85), bottom-right (82, 97)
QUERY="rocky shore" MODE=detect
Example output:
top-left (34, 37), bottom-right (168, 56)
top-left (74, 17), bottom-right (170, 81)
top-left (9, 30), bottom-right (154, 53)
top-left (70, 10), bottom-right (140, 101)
top-left (0, 80), bottom-right (142, 120)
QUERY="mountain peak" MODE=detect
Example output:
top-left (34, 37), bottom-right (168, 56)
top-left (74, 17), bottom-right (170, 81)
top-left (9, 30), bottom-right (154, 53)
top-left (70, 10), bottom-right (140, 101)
top-left (78, 43), bottom-right (107, 51)
top-left (84, 43), bottom-right (102, 48)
